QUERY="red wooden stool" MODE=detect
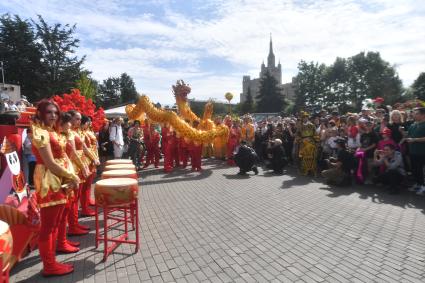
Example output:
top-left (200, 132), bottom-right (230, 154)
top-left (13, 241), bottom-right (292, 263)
top-left (94, 178), bottom-right (139, 261)
top-left (0, 220), bottom-right (13, 283)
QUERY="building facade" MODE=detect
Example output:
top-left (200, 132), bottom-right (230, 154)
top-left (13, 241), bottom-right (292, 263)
top-left (240, 37), bottom-right (296, 103)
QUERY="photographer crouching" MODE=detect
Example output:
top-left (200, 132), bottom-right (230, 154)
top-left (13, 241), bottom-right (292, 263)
top-left (234, 140), bottom-right (259, 175)
top-left (372, 144), bottom-right (405, 194)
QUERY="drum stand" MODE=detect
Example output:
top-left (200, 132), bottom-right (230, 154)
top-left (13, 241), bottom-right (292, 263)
top-left (94, 200), bottom-right (139, 261)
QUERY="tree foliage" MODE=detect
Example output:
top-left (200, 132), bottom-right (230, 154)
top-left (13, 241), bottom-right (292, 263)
top-left (76, 71), bottom-right (98, 100)
top-left (0, 14), bottom-right (44, 101)
top-left (33, 15), bottom-right (84, 96)
top-left (119, 73), bottom-right (138, 103)
top-left (294, 51), bottom-right (403, 112)
top-left (412, 72), bottom-right (425, 101)
top-left (0, 14), bottom-right (84, 101)
top-left (96, 73), bottom-right (139, 108)
top-left (256, 71), bottom-right (286, 113)
top-left (241, 86), bottom-right (254, 114)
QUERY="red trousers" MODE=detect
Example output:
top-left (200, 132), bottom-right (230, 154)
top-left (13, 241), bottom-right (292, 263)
top-left (179, 146), bottom-right (189, 167)
top-left (164, 145), bottom-right (179, 171)
top-left (39, 204), bottom-right (65, 272)
top-left (226, 141), bottom-right (237, 165)
top-left (145, 146), bottom-right (160, 167)
top-left (80, 173), bottom-right (95, 214)
top-left (190, 145), bottom-right (202, 170)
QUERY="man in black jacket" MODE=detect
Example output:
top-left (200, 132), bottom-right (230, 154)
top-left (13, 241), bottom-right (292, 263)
top-left (234, 140), bottom-right (259, 175)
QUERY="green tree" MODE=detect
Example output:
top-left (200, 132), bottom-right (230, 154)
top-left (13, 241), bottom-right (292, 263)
top-left (0, 14), bottom-right (44, 101)
top-left (294, 61), bottom-right (327, 113)
top-left (347, 51), bottom-right (402, 109)
top-left (33, 15), bottom-right (84, 96)
top-left (97, 77), bottom-right (121, 108)
top-left (411, 72), bottom-right (425, 100)
top-left (241, 86), bottom-right (254, 114)
top-left (76, 71), bottom-right (98, 100)
top-left (294, 52), bottom-right (403, 112)
top-left (120, 73), bottom-right (138, 103)
top-left (256, 71), bottom-right (286, 112)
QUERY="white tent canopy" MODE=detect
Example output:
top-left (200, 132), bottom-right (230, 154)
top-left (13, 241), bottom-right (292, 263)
top-left (104, 105), bottom-right (127, 118)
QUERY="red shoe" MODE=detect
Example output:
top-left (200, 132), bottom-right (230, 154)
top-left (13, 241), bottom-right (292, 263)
top-left (68, 227), bottom-right (89, 236)
top-left (77, 223), bottom-right (90, 230)
top-left (67, 240), bottom-right (80, 247)
top-left (81, 209), bottom-right (96, 217)
top-left (42, 262), bottom-right (74, 277)
top-left (57, 242), bottom-right (80, 254)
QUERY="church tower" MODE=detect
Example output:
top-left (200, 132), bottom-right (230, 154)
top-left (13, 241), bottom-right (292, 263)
top-left (241, 36), bottom-right (295, 104)
top-left (267, 35), bottom-right (275, 68)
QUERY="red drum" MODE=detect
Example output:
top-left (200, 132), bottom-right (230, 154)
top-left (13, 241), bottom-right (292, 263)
top-left (101, 169), bottom-right (137, 180)
top-left (104, 164), bottom-right (136, 171)
top-left (94, 178), bottom-right (139, 261)
top-left (105, 159), bottom-right (133, 165)
top-left (95, 178), bottom-right (138, 207)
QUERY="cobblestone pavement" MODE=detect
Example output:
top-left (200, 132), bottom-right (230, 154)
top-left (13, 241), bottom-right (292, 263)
top-left (10, 159), bottom-right (425, 283)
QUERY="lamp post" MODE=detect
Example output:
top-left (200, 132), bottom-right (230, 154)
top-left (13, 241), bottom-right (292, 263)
top-left (225, 92), bottom-right (233, 114)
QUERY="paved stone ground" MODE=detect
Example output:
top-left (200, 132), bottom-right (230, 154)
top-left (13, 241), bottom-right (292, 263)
top-left (10, 159), bottom-right (425, 283)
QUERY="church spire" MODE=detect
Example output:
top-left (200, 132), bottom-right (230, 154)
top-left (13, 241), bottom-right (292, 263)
top-left (267, 33), bottom-right (275, 68)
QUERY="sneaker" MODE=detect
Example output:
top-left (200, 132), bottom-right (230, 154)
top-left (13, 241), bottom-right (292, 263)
top-left (364, 180), bottom-right (373, 185)
top-left (416, 186), bottom-right (425, 196)
top-left (252, 167), bottom-right (259, 175)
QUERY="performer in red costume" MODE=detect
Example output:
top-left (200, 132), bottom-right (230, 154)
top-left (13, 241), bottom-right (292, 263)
top-left (56, 113), bottom-right (81, 255)
top-left (66, 110), bottom-right (90, 236)
top-left (178, 120), bottom-right (191, 168)
top-left (162, 124), bottom-right (172, 172)
top-left (144, 123), bottom-right (160, 168)
top-left (179, 136), bottom-right (190, 168)
top-left (226, 119), bottom-right (242, 166)
top-left (189, 120), bottom-right (203, 171)
top-left (32, 100), bottom-right (80, 276)
top-left (163, 126), bottom-right (180, 172)
top-left (80, 115), bottom-right (100, 216)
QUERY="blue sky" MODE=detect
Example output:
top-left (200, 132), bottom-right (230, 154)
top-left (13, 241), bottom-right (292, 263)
top-left (1, 0), bottom-right (425, 105)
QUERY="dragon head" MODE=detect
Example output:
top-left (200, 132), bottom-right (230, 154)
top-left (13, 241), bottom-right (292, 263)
top-left (172, 80), bottom-right (191, 102)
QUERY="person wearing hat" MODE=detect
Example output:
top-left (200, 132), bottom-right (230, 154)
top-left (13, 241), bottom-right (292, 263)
top-left (373, 97), bottom-right (388, 114)
top-left (296, 111), bottom-right (319, 176)
top-left (377, 128), bottom-right (397, 151)
top-left (269, 138), bottom-right (287, 174)
top-left (322, 137), bottom-right (353, 186)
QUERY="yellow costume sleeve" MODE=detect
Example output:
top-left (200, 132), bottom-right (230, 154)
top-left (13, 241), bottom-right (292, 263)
top-left (31, 123), bottom-right (50, 149)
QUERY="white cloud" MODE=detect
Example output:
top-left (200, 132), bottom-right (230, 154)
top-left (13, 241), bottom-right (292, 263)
top-left (1, 0), bottom-right (425, 104)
